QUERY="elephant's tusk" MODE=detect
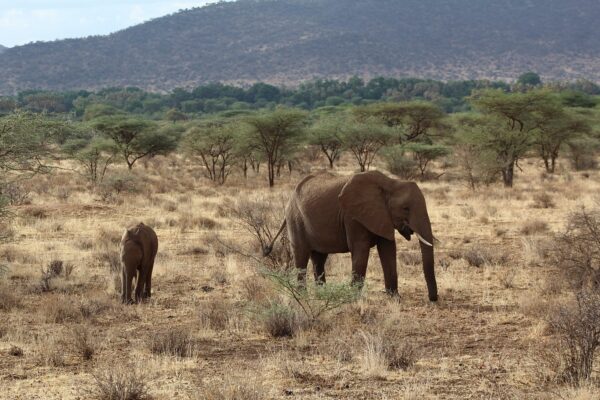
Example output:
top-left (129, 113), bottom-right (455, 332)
top-left (415, 233), bottom-right (433, 247)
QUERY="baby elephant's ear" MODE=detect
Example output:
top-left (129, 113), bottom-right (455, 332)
top-left (339, 171), bottom-right (395, 241)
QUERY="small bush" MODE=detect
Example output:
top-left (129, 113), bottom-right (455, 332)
top-left (91, 364), bottom-right (150, 400)
top-left (22, 206), bottom-right (48, 219)
top-left (9, 345), bottom-right (23, 357)
top-left (47, 260), bottom-right (64, 277)
top-left (150, 329), bottom-right (195, 357)
top-left (200, 376), bottom-right (266, 400)
top-left (385, 342), bottom-right (417, 371)
top-left (0, 182), bottom-right (31, 206)
top-left (199, 298), bottom-right (230, 330)
top-left (552, 209), bottom-right (600, 289)
top-left (397, 251), bottom-right (421, 266)
top-left (0, 284), bottom-right (21, 310)
top-left (261, 303), bottom-right (298, 338)
top-left (520, 220), bottom-right (549, 235)
top-left (548, 290), bottom-right (600, 384)
top-left (72, 325), bottom-right (95, 360)
top-left (532, 192), bottom-right (555, 209)
top-left (462, 246), bottom-right (510, 268)
top-left (40, 295), bottom-right (84, 323)
top-left (36, 337), bottom-right (66, 367)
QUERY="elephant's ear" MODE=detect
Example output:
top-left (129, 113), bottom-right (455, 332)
top-left (338, 171), bottom-right (395, 241)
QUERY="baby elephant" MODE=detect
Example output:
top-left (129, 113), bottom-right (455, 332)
top-left (120, 222), bottom-right (158, 304)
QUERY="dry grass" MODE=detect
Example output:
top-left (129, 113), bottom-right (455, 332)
top-left (0, 154), bottom-right (598, 399)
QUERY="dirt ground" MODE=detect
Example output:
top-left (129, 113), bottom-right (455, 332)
top-left (0, 154), bottom-right (598, 399)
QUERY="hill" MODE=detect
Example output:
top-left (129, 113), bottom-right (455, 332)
top-left (0, 0), bottom-right (599, 94)
top-left (0, 45), bottom-right (6, 54)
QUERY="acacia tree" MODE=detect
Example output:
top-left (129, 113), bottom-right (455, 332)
top-left (308, 116), bottom-right (344, 169)
top-left (340, 118), bottom-right (391, 172)
top-left (182, 120), bottom-right (238, 185)
top-left (93, 117), bottom-right (178, 169)
top-left (356, 101), bottom-right (446, 143)
top-left (63, 128), bottom-right (118, 186)
top-left (403, 142), bottom-right (451, 179)
top-left (244, 108), bottom-right (307, 187)
top-left (469, 89), bottom-right (554, 187)
top-left (0, 111), bottom-right (62, 221)
top-left (535, 108), bottom-right (590, 173)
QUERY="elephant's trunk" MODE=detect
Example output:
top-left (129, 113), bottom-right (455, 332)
top-left (411, 212), bottom-right (438, 302)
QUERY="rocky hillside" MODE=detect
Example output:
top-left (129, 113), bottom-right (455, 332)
top-left (0, 0), bottom-right (599, 94)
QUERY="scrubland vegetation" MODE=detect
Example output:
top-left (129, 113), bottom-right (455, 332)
top-left (1, 76), bottom-right (600, 399)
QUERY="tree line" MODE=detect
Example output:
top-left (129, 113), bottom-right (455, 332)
top-left (1, 80), bottom-right (599, 212)
top-left (1, 73), bottom-right (599, 119)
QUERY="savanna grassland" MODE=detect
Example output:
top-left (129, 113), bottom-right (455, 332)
top-left (1, 150), bottom-right (599, 400)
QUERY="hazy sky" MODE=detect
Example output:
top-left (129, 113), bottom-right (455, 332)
top-left (0, 0), bottom-right (220, 47)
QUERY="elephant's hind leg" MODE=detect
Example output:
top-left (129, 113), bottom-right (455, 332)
top-left (135, 269), bottom-right (147, 303)
top-left (310, 251), bottom-right (328, 284)
top-left (292, 247), bottom-right (310, 286)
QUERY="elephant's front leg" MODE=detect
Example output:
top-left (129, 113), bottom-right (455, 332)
top-left (350, 244), bottom-right (370, 289)
top-left (122, 268), bottom-right (134, 304)
top-left (377, 238), bottom-right (398, 295)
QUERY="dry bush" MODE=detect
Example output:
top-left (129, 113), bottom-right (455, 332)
top-left (36, 336), bottom-right (67, 367)
top-left (552, 209), bottom-right (600, 289)
top-left (239, 276), bottom-right (272, 304)
top-left (0, 283), bottom-right (21, 310)
top-left (462, 245), bottom-right (510, 268)
top-left (199, 298), bottom-right (230, 331)
top-left (397, 251), bottom-right (421, 266)
top-left (149, 328), bottom-right (195, 357)
top-left (228, 195), bottom-right (292, 269)
top-left (90, 364), bottom-right (150, 400)
top-left (260, 302), bottom-right (299, 338)
top-left (96, 250), bottom-right (121, 274)
top-left (9, 345), bottom-right (23, 357)
top-left (178, 213), bottom-right (220, 231)
top-left (1, 182), bottom-right (31, 205)
top-left (200, 376), bottom-right (266, 400)
top-left (520, 220), bottom-right (549, 235)
top-left (531, 192), bottom-right (555, 209)
top-left (39, 294), bottom-right (107, 323)
top-left (547, 290), bottom-right (600, 384)
top-left (385, 341), bottom-right (418, 370)
top-left (40, 295), bottom-right (83, 323)
top-left (211, 269), bottom-right (229, 286)
top-left (21, 206), bottom-right (48, 219)
top-left (72, 325), bottom-right (96, 361)
top-left (358, 331), bottom-right (388, 377)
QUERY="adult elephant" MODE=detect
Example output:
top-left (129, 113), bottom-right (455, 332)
top-left (120, 222), bottom-right (158, 304)
top-left (265, 171), bottom-right (438, 301)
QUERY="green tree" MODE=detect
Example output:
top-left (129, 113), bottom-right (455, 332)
top-left (182, 120), bottom-right (238, 185)
top-left (165, 108), bottom-right (188, 123)
top-left (243, 108), bottom-right (307, 187)
top-left (63, 132), bottom-right (118, 186)
top-left (308, 116), bottom-right (345, 169)
top-left (0, 112), bottom-right (62, 220)
top-left (451, 113), bottom-right (501, 190)
top-left (92, 117), bottom-right (177, 169)
top-left (340, 118), bottom-right (391, 172)
top-left (403, 142), bottom-right (451, 179)
top-left (535, 108), bottom-right (590, 173)
top-left (355, 101), bottom-right (445, 143)
top-left (469, 89), bottom-right (553, 187)
top-left (82, 104), bottom-right (125, 121)
top-left (517, 72), bottom-right (542, 87)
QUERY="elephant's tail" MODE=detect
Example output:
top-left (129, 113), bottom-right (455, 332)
top-left (263, 220), bottom-right (287, 257)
